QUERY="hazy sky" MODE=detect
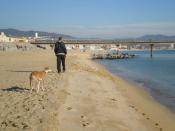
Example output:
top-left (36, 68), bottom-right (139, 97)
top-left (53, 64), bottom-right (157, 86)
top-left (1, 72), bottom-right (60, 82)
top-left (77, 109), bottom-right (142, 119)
top-left (0, 0), bottom-right (175, 38)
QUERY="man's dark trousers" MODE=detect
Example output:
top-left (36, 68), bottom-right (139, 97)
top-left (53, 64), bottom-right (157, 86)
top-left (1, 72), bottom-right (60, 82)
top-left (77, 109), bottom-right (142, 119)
top-left (56, 55), bottom-right (66, 73)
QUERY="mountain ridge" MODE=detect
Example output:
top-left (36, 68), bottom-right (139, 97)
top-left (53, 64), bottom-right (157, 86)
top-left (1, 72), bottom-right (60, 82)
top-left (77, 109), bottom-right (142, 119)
top-left (136, 34), bottom-right (175, 41)
top-left (1, 28), bottom-right (175, 40)
top-left (0, 28), bottom-right (75, 39)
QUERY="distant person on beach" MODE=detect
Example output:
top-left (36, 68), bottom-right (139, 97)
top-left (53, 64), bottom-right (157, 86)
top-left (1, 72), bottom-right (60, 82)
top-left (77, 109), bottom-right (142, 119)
top-left (54, 37), bottom-right (67, 73)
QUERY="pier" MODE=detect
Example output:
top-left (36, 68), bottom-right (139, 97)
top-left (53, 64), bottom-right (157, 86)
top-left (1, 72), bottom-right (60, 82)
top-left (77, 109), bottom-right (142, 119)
top-left (31, 40), bottom-right (175, 45)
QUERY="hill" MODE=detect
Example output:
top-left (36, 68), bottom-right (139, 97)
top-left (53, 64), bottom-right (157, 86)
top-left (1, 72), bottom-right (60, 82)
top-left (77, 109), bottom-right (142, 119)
top-left (0, 28), bottom-right (75, 39)
top-left (137, 34), bottom-right (175, 41)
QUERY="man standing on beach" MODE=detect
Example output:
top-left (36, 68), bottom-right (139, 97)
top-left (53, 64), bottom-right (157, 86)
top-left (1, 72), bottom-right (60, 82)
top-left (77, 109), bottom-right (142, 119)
top-left (54, 37), bottom-right (67, 73)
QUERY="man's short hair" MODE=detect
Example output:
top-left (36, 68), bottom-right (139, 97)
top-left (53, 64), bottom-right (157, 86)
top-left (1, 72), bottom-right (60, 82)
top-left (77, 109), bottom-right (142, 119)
top-left (59, 37), bottom-right (62, 40)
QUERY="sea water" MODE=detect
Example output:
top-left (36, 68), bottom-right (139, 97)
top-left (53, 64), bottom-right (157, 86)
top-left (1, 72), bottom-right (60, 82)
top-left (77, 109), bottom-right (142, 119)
top-left (95, 50), bottom-right (175, 112)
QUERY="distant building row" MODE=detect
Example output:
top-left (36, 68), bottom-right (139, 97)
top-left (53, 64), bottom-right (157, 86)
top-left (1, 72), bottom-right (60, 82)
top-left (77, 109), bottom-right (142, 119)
top-left (0, 32), bottom-right (29, 43)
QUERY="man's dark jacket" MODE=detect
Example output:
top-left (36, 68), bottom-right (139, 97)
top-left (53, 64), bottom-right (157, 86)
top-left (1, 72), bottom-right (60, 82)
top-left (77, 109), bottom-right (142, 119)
top-left (54, 41), bottom-right (67, 55)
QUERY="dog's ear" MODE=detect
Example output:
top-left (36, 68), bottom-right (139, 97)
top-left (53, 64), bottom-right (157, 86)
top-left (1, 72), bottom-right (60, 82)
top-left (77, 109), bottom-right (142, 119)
top-left (44, 67), bottom-right (50, 70)
top-left (44, 67), bottom-right (52, 72)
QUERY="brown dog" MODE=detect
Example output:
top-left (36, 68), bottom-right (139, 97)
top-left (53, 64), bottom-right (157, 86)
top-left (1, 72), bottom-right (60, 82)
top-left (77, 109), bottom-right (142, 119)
top-left (30, 67), bottom-right (52, 93)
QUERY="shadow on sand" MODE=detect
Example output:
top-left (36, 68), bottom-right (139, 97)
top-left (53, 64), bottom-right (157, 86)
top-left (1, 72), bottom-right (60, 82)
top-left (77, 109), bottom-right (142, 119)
top-left (7, 70), bottom-right (32, 73)
top-left (7, 70), bottom-right (56, 74)
top-left (2, 86), bottom-right (29, 92)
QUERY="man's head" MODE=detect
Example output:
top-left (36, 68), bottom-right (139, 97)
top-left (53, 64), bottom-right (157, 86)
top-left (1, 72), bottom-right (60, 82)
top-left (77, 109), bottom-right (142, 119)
top-left (58, 37), bottom-right (62, 41)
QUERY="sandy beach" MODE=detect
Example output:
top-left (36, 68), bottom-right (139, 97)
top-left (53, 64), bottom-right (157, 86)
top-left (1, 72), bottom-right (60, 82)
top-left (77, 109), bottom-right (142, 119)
top-left (0, 49), bottom-right (175, 131)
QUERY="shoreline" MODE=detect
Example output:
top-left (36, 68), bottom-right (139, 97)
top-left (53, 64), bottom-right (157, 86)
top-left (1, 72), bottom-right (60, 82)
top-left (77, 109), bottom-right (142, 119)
top-left (90, 58), bottom-right (175, 131)
top-left (0, 50), bottom-right (175, 131)
top-left (94, 49), bottom-right (175, 113)
top-left (95, 63), bottom-right (175, 112)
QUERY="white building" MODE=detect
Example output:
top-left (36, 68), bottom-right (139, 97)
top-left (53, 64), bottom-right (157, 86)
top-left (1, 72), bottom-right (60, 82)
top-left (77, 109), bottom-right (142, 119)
top-left (89, 45), bottom-right (96, 50)
top-left (79, 45), bottom-right (84, 50)
top-left (66, 44), bottom-right (75, 50)
top-left (0, 32), bottom-right (11, 42)
top-left (170, 43), bottom-right (175, 49)
top-left (0, 32), bottom-right (29, 43)
top-left (35, 32), bottom-right (38, 38)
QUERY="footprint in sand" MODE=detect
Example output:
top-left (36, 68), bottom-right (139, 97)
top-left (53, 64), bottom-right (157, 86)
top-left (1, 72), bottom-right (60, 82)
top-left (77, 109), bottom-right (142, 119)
top-left (129, 105), bottom-right (135, 108)
top-left (129, 105), bottom-right (162, 130)
top-left (141, 113), bottom-right (162, 130)
top-left (11, 122), bottom-right (19, 128)
top-left (81, 115), bottom-right (85, 119)
top-left (129, 105), bottom-right (138, 111)
top-left (25, 107), bottom-right (30, 111)
top-left (21, 122), bottom-right (28, 129)
top-left (80, 115), bottom-right (90, 127)
top-left (155, 123), bottom-right (159, 126)
top-left (154, 122), bottom-right (163, 131)
top-left (142, 113), bottom-right (146, 116)
top-left (16, 115), bottom-right (21, 119)
top-left (38, 99), bottom-right (42, 102)
top-left (82, 122), bottom-right (90, 127)
top-left (42, 105), bottom-right (45, 109)
top-left (111, 98), bottom-right (117, 101)
top-left (1, 121), bottom-right (8, 128)
top-left (141, 113), bottom-right (151, 121)
top-left (67, 107), bottom-right (72, 110)
top-left (39, 119), bottom-right (43, 123)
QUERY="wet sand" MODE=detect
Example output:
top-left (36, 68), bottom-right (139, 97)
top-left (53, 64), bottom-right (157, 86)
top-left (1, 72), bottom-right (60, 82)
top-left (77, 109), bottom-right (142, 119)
top-left (0, 49), bottom-right (174, 131)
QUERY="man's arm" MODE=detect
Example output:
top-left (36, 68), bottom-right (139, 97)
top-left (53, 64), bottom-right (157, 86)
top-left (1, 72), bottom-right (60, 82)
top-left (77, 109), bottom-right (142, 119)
top-left (63, 43), bottom-right (67, 55)
top-left (54, 44), bottom-right (57, 54)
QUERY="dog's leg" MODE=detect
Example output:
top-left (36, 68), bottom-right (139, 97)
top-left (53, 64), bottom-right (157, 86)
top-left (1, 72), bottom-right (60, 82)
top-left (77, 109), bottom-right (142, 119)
top-left (30, 80), bottom-right (34, 93)
top-left (30, 86), bottom-right (34, 93)
top-left (41, 80), bottom-right (45, 91)
top-left (37, 81), bottom-right (40, 93)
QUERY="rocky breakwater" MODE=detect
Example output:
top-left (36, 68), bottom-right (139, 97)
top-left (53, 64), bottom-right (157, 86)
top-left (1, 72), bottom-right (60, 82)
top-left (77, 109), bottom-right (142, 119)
top-left (0, 42), bottom-right (42, 51)
top-left (91, 52), bottom-right (137, 59)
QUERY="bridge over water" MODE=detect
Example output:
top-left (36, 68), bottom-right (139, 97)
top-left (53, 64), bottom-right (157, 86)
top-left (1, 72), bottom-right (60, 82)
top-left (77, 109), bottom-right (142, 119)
top-left (31, 40), bottom-right (175, 45)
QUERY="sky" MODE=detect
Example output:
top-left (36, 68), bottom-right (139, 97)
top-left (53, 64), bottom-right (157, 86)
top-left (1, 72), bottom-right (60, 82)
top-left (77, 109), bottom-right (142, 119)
top-left (0, 0), bottom-right (175, 38)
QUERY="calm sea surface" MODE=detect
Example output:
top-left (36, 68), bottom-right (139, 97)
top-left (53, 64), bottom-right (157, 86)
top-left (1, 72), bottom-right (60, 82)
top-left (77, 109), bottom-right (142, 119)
top-left (95, 50), bottom-right (175, 112)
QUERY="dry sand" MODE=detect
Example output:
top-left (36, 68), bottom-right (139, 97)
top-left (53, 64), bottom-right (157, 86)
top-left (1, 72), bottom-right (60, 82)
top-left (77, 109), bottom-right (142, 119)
top-left (0, 49), bottom-right (175, 131)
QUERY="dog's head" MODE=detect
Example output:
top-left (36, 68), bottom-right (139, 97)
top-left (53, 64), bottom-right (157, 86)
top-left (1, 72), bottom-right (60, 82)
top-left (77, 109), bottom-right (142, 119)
top-left (44, 67), bottom-right (52, 73)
